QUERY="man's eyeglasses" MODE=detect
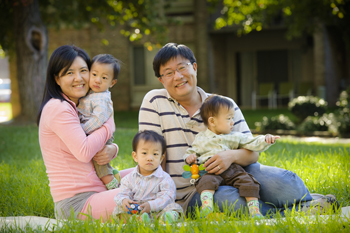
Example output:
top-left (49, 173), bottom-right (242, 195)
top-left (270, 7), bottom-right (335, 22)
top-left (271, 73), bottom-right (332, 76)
top-left (160, 63), bottom-right (192, 79)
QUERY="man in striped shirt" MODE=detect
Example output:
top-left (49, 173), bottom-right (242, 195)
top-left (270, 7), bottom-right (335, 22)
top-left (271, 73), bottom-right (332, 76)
top-left (138, 43), bottom-right (316, 216)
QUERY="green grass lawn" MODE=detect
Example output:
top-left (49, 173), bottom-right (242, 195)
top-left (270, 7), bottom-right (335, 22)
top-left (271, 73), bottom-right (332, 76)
top-left (1, 112), bottom-right (350, 232)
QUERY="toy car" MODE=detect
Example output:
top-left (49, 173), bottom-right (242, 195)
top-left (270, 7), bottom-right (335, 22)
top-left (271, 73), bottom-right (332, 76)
top-left (127, 204), bottom-right (142, 214)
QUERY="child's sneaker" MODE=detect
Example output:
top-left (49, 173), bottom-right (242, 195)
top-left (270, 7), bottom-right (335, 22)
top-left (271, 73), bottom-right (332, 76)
top-left (140, 213), bottom-right (150, 223)
top-left (247, 200), bottom-right (263, 219)
top-left (106, 177), bottom-right (120, 190)
top-left (200, 191), bottom-right (214, 218)
top-left (113, 169), bottom-right (121, 183)
top-left (200, 206), bottom-right (213, 218)
top-left (161, 211), bottom-right (179, 224)
top-left (301, 194), bottom-right (340, 215)
top-left (251, 213), bottom-right (264, 219)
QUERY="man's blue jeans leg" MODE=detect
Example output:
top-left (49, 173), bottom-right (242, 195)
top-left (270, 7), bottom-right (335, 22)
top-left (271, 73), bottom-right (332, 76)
top-left (188, 162), bottom-right (313, 216)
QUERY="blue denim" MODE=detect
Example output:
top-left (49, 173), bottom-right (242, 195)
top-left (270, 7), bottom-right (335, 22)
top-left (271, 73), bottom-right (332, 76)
top-left (187, 162), bottom-right (312, 216)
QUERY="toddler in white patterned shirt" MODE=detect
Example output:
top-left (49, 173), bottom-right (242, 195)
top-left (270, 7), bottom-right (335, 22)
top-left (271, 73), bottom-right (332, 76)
top-left (114, 130), bottom-right (183, 224)
top-left (77, 54), bottom-right (120, 190)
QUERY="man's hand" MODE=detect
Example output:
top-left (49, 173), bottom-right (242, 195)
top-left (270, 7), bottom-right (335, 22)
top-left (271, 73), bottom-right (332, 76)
top-left (122, 198), bottom-right (137, 212)
top-left (139, 202), bottom-right (151, 214)
top-left (185, 154), bottom-right (197, 164)
top-left (93, 144), bottom-right (117, 165)
top-left (203, 150), bottom-right (234, 175)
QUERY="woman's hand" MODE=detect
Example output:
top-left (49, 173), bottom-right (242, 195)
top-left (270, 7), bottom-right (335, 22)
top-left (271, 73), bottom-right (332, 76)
top-left (93, 144), bottom-right (117, 165)
top-left (203, 150), bottom-right (234, 175)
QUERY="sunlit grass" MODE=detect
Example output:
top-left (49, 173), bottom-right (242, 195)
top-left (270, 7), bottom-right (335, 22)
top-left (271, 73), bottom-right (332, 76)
top-left (0, 102), bottom-right (12, 123)
top-left (1, 122), bottom-right (349, 232)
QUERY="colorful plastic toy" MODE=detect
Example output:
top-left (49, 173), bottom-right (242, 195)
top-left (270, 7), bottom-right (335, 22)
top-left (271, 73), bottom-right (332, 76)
top-left (182, 164), bottom-right (207, 184)
top-left (127, 204), bottom-right (142, 214)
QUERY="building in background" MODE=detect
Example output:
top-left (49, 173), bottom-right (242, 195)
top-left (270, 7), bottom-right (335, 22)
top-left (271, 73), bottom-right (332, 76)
top-left (6, 0), bottom-right (349, 118)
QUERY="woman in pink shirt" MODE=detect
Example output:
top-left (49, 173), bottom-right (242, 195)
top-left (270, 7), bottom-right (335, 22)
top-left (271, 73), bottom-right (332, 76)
top-left (37, 45), bottom-right (132, 221)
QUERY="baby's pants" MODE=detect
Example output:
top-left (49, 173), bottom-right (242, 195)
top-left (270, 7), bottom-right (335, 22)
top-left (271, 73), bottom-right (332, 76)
top-left (195, 164), bottom-right (261, 198)
top-left (93, 138), bottom-right (115, 178)
top-left (93, 160), bottom-right (114, 178)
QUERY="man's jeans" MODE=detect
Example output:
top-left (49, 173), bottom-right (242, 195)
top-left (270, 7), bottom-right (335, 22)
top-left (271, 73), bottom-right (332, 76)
top-left (188, 162), bottom-right (313, 216)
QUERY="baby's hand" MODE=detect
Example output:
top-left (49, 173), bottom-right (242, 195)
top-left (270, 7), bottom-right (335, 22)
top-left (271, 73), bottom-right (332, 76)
top-left (265, 134), bottom-right (280, 144)
top-left (122, 198), bottom-right (137, 212)
top-left (139, 202), bottom-right (151, 214)
top-left (185, 154), bottom-right (197, 164)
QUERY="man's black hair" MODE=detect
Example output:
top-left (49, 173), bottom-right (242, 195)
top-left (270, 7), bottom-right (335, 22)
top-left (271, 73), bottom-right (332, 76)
top-left (153, 43), bottom-right (196, 78)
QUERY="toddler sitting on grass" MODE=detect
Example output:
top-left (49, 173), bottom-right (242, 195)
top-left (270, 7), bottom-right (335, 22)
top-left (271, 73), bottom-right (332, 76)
top-left (113, 130), bottom-right (183, 224)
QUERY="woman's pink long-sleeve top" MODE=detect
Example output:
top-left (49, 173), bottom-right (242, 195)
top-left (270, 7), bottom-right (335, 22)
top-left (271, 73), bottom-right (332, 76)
top-left (39, 97), bottom-right (115, 202)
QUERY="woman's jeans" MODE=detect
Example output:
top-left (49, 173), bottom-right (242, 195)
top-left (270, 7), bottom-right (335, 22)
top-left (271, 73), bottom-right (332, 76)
top-left (187, 162), bottom-right (313, 216)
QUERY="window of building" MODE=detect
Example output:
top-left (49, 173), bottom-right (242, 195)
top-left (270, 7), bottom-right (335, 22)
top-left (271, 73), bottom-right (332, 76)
top-left (133, 46), bottom-right (146, 85)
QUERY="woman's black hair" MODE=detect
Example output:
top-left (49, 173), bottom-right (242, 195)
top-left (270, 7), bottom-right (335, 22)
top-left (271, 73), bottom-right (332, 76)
top-left (37, 45), bottom-right (91, 125)
top-left (153, 43), bottom-right (197, 78)
top-left (132, 130), bottom-right (167, 155)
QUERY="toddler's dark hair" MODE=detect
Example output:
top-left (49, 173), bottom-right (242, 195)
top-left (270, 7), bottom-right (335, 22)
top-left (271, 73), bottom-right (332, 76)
top-left (92, 54), bottom-right (121, 80)
top-left (132, 130), bottom-right (166, 155)
top-left (200, 94), bottom-right (234, 126)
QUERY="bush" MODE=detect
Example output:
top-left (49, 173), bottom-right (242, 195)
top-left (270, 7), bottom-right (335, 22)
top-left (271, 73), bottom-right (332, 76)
top-left (336, 88), bottom-right (350, 134)
top-left (337, 116), bottom-right (350, 134)
top-left (255, 114), bottom-right (295, 131)
top-left (288, 96), bottom-right (327, 121)
top-left (336, 89), bottom-right (350, 117)
top-left (298, 113), bottom-right (337, 133)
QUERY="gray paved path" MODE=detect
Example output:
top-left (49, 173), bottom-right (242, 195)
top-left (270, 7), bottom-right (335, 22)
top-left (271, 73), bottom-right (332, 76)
top-left (280, 135), bottom-right (350, 144)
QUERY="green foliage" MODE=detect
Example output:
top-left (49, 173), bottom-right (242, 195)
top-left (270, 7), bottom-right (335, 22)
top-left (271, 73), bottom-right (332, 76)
top-left (0, 0), bottom-right (171, 52)
top-left (288, 96), bottom-right (328, 121)
top-left (40, 0), bottom-right (171, 43)
top-left (337, 89), bottom-right (350, 115)
top-left (0, 1), bottom-right (15, 52)
top-left (297, 113), bottom-right (337, 133)
top-left (336, 88), bottom-right (350, 134)
top-left (211, 0), bottom-right (350, 42)
top-left (242, 108), bottom-right (298, 129)
top-left (255, 114), bottom-right (295, 131)
top-left (337, 116), bottom-right (350, 134)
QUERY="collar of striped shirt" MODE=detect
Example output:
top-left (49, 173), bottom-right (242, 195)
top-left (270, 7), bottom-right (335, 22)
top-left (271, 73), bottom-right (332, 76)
top-left (132, 165), bottom-right (165, 178)
top-left (164, 86), bottom-right (210, 105)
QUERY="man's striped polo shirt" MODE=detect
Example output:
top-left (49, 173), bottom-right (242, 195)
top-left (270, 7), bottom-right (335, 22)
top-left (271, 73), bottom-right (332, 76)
top-left (138, 87), bottom-right (251, 210)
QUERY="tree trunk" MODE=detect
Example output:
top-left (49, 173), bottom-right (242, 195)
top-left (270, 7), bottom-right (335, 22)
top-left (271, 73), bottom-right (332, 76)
top-left (324, 26), bottom-right (343, 106)
top-left (13, 0), bottom-right (47, 122)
